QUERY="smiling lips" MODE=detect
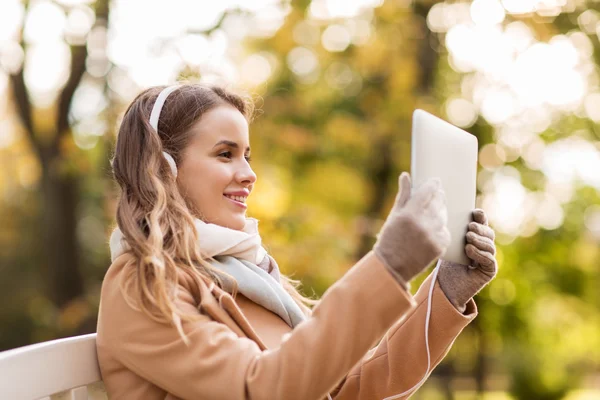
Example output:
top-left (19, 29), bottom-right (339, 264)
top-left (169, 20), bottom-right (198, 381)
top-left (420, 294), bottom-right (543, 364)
top-left (223, 193), bottom-right (248, 209)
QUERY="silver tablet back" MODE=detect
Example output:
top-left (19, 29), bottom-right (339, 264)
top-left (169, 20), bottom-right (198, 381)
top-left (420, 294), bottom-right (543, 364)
top-left (410, 109), bottom-right (478, 265)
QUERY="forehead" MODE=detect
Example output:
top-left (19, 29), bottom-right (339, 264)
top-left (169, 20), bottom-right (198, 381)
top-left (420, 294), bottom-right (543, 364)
top-left (189, 105), bottom-right (249, 147)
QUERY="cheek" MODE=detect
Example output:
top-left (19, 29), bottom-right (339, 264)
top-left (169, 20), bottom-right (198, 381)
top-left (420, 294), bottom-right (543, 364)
top-left (177, 179), bottom-right (214, 219)
top-left (177, 163), bottom-right (229, 207)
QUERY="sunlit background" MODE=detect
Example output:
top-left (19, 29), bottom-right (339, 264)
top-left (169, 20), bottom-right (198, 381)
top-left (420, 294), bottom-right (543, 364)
top-left (1, 0), bottom-right (599, 399)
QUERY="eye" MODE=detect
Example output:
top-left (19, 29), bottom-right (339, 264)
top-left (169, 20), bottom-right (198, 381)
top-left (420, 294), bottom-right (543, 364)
top-left (218, 150), bottom-right (251, 163)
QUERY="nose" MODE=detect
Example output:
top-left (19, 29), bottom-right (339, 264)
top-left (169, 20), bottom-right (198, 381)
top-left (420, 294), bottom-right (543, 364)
top-left (236, 161), bottom-right (257, 187)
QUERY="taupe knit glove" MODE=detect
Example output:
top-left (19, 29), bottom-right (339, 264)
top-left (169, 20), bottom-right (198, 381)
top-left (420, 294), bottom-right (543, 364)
top-left (374, 172), bottom-right (451, 288)
top-left (438, 209), bottom-right (498, 313)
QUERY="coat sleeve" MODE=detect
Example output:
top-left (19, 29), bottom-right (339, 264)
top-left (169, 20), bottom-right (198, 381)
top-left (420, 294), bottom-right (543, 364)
top-left (333, 273), bottom-right (478, 400)
top-left (96, 252), bottom-right (418, 400)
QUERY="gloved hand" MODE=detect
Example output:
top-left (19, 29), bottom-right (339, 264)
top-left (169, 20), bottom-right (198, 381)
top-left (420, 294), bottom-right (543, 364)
top-left (438, 209), bottom-right (498, 313)
top-left (374, 172), bottom-right (451, 288)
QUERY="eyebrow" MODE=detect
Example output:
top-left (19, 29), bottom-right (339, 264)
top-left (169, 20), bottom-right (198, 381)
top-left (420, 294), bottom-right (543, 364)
top-left (212, 140), bottom-right (250, 153)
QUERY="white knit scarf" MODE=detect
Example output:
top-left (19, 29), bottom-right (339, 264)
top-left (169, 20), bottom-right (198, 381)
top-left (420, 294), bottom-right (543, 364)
top-left (109, 217), bottom-right (306, 328)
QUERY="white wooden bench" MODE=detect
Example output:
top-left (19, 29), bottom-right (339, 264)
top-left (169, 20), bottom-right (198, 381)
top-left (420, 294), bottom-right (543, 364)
top-left (0, 333), bottom-right (106, 400)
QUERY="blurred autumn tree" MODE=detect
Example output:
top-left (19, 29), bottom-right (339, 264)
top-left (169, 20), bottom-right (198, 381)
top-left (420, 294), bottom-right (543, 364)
top-left (1, 0), bottom-right (113, 349)
top-left (9, 0), bottom-right (109, 309)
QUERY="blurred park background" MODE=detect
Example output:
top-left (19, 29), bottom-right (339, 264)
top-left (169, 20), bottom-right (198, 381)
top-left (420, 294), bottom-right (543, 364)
top-left (1, 0), bottom-right (599, 399)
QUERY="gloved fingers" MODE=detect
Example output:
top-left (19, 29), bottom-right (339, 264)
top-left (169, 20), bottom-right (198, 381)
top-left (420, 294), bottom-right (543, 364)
top-left (421, 193), bottom-right (448, 229)
top-left (410, 177), bottom-right (444, 208)
top-left (410, 179), bottom-right (447, 225)
top-left (436, 226), bottom-right (452, 251)
top-left (465, 244), bottom-right (497, 273)
top-left (466, 231), bottom-right (496, 255)
top-left (468, 221), bottom-right (495, 241)
top-left (472, 208), bottom-right (489, 225)
top-left (439, 202), bottom-right (449, 227)
top-left (395, 172), bottom-right (412, 208)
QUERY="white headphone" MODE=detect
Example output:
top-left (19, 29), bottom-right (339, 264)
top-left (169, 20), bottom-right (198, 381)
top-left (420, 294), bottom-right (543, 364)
top-left (149, 85), bottom-right (181, 178)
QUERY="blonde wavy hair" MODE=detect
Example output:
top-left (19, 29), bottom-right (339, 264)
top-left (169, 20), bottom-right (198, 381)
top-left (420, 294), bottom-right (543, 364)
top-left (111, 84), bottom-right (315, 342)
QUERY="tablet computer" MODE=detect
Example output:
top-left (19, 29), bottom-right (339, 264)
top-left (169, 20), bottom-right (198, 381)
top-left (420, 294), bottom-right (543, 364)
top-left (410, 109), bottom-right (478, 265)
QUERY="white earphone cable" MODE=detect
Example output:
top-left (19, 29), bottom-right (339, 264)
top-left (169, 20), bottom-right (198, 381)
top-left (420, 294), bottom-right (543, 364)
top-left (382, 259), bottom-right (442, 400)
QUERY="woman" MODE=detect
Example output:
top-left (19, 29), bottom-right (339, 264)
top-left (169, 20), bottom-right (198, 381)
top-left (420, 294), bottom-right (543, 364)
top-left (96, 84), bottom-right (498, 399)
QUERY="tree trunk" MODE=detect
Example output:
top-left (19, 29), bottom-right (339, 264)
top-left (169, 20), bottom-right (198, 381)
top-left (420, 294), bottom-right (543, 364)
top-left (39, 156), bottom-right (84, 307)
top-left (413, 1), bottom-right (440, 94)
top-left (354, 139), bottom-right (394, 260)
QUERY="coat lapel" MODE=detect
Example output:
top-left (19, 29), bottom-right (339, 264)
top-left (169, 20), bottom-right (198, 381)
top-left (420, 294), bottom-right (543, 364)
top-left (197, 278), bottom-right (268, 350)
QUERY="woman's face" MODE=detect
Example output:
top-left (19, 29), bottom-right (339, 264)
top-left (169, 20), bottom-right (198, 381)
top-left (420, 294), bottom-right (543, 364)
top-left (177, 105), bottom-right (256, 230)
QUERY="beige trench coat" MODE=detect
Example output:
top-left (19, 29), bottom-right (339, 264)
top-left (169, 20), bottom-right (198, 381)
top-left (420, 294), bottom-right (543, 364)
top-left (96, 251), bottom-right (477, 399)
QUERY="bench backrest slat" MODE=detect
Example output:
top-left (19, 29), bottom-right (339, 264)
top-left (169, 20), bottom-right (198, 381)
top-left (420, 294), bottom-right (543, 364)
top-left (0, 334), bottom-right (101, 400)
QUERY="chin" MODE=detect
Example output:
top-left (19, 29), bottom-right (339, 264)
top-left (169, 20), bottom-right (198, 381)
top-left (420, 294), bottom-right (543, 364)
top-left (226, 215), bottom-right (247, 231)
